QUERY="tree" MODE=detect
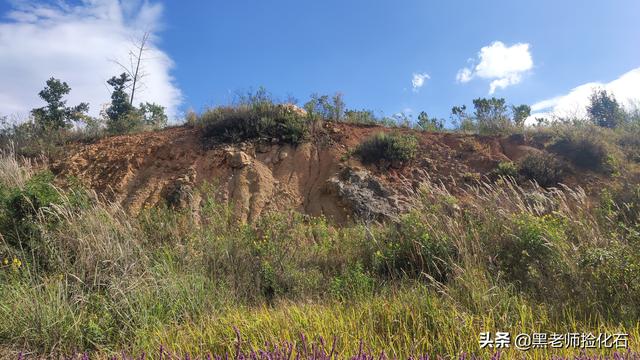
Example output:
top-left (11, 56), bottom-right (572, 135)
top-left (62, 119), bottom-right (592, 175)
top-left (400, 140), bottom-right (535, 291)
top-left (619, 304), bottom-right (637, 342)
top-left (113, 32), bottom-right (151, 106)
top-left (139, 102), bottom-right (168, 129)
top-left (511, 104), bottom-right (531, 127)
top-left (105, 73), bottom-right (137, 134)
top-left (344, 109), bottom-right (377, 125)
top-left (304, 93), bottom-right (345, 121)
top-left (104, 73), bottom-right (168, 134)
top-left (416, 111), bottom-right (444, 131)
top-left (473, 97), bottom-right (510, 134)
top-left (332, 93), bottom-right (345, 122)
top-left (451, 105), bottom-right (474, 132)
top-left (587, 89), bottom-right (623, 128)
top-left (31, 78), bottom-right (89, 130)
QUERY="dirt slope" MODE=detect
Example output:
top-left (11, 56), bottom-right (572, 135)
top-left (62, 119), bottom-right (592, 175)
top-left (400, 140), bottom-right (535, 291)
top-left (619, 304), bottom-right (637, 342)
top-left (52, 123), bottom-right (605, 223)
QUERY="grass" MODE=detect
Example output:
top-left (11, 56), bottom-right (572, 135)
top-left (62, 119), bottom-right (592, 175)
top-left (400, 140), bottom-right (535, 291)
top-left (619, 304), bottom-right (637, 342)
top-left (2, 117), bottom-right (640, 358)
top-left (0, 146), bottom-right (35, 189)
top-left (0, 160), bottom-right (639, 358)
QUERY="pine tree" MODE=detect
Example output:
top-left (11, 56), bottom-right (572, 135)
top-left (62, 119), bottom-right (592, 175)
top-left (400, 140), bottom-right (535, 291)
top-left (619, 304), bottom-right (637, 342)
top-left (31, 78), bottom-right (89, 130)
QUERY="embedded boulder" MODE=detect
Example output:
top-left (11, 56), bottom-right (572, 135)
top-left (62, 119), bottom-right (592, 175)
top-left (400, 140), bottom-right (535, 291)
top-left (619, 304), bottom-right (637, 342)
top-left (228, 151), bottom-right (252, 168)
top-left (326, 167), bottom-right (411, 222)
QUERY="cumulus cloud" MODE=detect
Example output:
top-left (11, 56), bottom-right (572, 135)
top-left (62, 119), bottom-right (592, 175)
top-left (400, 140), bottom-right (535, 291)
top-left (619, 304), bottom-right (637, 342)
top-left (455, 68), bottom-right (472, 83)
top-left (0, 0), bottom-right (182, 120)
top-left (411, 72), bottom-right (430, 92)
top-left (528, 67), bottom-right (640, 123)
top-left (456, 41), bottom-right (533, 94)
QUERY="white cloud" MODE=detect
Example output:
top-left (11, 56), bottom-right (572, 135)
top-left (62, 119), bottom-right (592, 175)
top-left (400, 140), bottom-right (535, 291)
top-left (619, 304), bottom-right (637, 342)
top-left (528, 67), bottom-right (640, 123)
top-left (456, 41), bottom-right (533, 94)
top-left (456, 68), bottom-right (472, 83)
top-left (0, 0), bottom-right (182, 120)
top-left (411, 72), bottom-right (430, 92)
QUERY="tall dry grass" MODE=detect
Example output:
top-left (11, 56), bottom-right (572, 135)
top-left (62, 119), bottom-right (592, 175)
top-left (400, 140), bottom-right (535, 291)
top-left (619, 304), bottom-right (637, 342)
top-left (0, 160), bottom-right (638, 358)
top-left (0, 145), bottom-right (35, 189)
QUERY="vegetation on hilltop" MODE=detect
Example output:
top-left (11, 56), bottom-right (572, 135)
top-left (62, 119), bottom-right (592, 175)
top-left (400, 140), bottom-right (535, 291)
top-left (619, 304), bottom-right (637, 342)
top-left (354, 132), bottom-right (418, 166)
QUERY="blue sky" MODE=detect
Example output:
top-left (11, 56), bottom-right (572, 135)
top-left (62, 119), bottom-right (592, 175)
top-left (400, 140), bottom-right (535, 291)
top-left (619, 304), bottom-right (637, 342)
top-left (1, 0), bottom-right (639, 122)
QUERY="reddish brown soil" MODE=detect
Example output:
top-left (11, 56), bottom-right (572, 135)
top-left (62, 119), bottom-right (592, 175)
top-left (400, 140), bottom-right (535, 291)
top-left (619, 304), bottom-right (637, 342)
top-left (52, 123), bottom-right (611, 222)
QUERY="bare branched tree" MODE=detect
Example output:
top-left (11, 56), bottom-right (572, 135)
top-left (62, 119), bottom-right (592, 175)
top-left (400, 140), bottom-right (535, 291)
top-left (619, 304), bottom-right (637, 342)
top-left (112, 31), bottom-right (151, 106)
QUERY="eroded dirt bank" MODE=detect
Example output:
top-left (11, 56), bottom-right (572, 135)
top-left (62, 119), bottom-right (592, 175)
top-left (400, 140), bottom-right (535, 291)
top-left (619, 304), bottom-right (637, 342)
top-left (52, 123), bottom-right (607, 222)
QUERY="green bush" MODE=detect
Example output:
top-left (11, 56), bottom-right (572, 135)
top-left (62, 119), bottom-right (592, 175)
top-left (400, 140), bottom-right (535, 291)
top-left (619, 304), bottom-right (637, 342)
top-left (416, 111), bottom-right (444, 132)
top-left (343, 109), bottom-right (379, 125)
top-left (355, 132), bottom-right (418, 165)
top-left (616, 129), bottom-right (640, 162)
top-left (491, 161), bottom-right (518, 179)
top-left (518, 152), bottom-right (564, 187)
top-left (598, 185), bottom-right (640, 235)
top-left (378, 211), bottom-right (457, 282)
top-left (329, 262), bottom-right (374, 300)
top-left (198, 103), bottom-right (308, 144)
top-left (496, 213), bottom-right (568, 291)
top-left (303, 93), bottom-right (345, 121)
top-left (549, 128), bottom-right (615, 173)
top-left (193, 88), bottom-right (308, 144)
top-left (0, 171), bottom-right (61, 235)
top-left (578, 244), bottom-right (640, 318)
top-left (0, 171), bottom-right (90, 272)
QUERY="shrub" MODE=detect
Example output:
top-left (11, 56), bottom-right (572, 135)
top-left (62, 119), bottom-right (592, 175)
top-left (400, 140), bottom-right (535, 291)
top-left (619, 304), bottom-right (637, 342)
top-left (598, 185), bottom-right (640, 230)
top-left (0, 117), bottom-right (69, 158)
top-left (5, 171), bottom-right (61, 220)
top-left (378, 211), bottom-right (457, 282)
top-left (0, 171), bottom-right (91, 273)
top-left (549, 129), bottom-right (615, 173)
top-left (518, 152), bottom-right (564, 187)
top-left (198, 103), bottom-right (308, 145)
top-left (303, 93), bottom-right (345, 121)
top-left (616, 129), bottom-right (640, 162)
top-left (354, 132), bottom-right (418, 165)
top-left (587, 89), bottom-right (623, 129)
top-left (343, 109), bottom-right (379, 125)
top-left (578, 244), bottom-right (640, 318)
top-left (492, 161), bottom-right (518, 179)
top-left (416, 111), bottom-right (444, 132)
top-left (473, 97), bottom-right (512, 135)
top-left (329, 262), bottom-right (374, 300)
top-left (496, 213), bottom-right (568, 291)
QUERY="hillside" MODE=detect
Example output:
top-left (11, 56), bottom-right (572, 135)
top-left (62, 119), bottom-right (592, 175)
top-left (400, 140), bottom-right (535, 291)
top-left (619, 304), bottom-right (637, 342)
top-left (52, 122), bottom-right (616, 223)
top-left (2, 119), bottom-right (640, 358)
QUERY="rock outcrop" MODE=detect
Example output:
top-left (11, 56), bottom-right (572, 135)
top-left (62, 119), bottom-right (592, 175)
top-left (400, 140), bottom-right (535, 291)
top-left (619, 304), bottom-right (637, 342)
top-left (326, 167), bottom-right (411, 221)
